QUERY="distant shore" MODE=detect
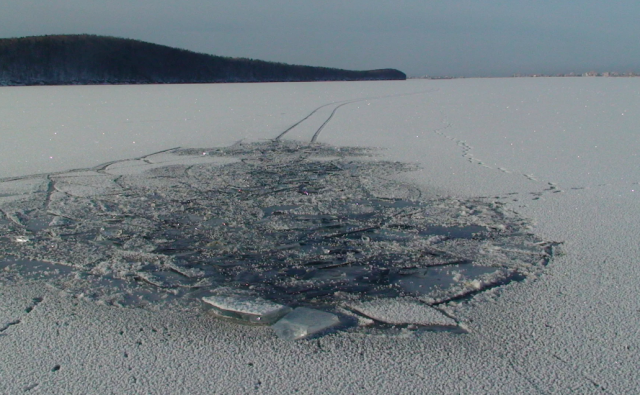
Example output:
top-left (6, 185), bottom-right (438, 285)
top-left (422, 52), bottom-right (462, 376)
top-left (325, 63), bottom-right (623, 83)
top-left (0, 34), bottom-right (406, 86)
top-left (411, 71), bottom-right (639, 79)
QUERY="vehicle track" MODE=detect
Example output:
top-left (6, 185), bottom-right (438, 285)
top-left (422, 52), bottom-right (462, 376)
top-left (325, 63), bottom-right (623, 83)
top-left (275, 89), bottom-right (438, 143)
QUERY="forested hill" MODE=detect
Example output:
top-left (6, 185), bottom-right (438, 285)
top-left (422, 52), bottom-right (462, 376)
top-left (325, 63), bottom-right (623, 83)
top-left (0, 35), bottom-right (406, 85)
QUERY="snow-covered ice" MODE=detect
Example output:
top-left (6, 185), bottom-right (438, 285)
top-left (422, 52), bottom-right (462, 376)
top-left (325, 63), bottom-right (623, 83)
top-left (1, 78), bottom-right (639, 393)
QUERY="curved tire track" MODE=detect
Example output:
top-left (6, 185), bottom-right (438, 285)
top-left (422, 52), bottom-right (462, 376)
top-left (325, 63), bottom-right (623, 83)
top-left (275, 89), bottom-right (438, 144)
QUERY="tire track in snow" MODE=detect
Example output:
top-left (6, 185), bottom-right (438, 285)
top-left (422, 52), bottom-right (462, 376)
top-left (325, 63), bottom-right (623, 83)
top-left (274, 99), bottom-right (357, 141)
top-left (0, 147), bottom-right (182, 183)
top-left (310, 101), bottom-right (355, 143)
top-left (1, 90), bottom-right (434, 182)
top-left (276, 89), bottom-right (439, 143)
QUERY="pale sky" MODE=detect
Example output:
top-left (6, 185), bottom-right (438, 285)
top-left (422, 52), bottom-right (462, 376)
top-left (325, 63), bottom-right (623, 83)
top-left (1, 0), bottom-right (638, 77)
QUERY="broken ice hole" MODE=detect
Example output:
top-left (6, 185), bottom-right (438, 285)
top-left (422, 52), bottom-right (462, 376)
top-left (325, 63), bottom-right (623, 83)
top-left (0, 141), bottom-right (557, 338)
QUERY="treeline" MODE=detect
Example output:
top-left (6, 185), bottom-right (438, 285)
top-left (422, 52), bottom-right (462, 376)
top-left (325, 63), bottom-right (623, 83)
top-left (0, 35), bottom-right (406, 85)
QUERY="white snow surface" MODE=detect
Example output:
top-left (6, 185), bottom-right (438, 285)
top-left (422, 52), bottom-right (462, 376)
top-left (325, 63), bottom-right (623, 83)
top-left (1, 78), bottom-right (640, 393)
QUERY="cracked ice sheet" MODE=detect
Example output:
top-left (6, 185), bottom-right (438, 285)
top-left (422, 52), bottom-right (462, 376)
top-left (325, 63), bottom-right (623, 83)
top-left (0, 140), bottom-right (552, 322)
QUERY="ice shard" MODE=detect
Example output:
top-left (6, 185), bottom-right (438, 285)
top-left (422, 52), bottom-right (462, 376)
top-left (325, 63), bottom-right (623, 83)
top-left (202, 295), bottom-right (291, 325)
top-left (271, 307), bottom-right (341, 340)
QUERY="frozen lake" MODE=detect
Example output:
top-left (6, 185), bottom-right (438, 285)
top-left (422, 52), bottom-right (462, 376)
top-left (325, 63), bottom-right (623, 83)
top-left (1, 78), bottom-right (639, 393)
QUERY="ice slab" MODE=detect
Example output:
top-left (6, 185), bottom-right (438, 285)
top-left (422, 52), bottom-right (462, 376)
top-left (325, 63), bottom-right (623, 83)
top-left (345, 298), bottom-right (457, 327)
top-left (202, 295), bottom-right (291, 325)
top-left (335, 306), bottom-right (375, 327)
top-left (271, 307), bottom-right (341, 340)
